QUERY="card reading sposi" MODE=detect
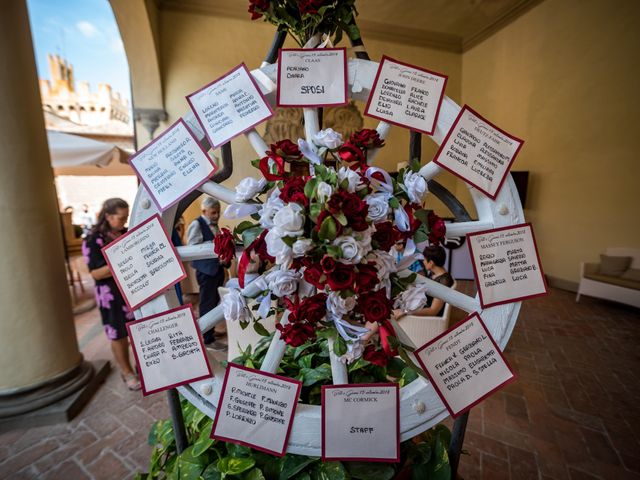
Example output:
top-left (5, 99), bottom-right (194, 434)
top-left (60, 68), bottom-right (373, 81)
top-left (129, 120), bottom-right (216, 211)
top-left (102, 214), bottom-right (186, 310)
top-left (322, 384), bottom-right (399, 462)
top-left (211, 364), bottom-right (302, 456)
top-left (186, 64), bottom-right (273, 149)
top-left (127, 305), bottom-right (212, 396)
top-left (277, 48), bottom-right (347, 107)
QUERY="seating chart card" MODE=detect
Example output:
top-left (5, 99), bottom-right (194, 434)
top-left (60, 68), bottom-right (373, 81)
top-left (211, 364), bottom-right (302, 456)
top-left (365, 56), bottom-right (448, 135)
top-left (433, 105), bottom-right (524, 199)
top-left (467, 223), bottom-right (548, 308)
top-left (321, 384), bottom-right (400, 462)
top-left (415, 313), bottom-right (516, 418)
top-left (102, 214), bottom-right (186, 310)
top-left (127, 305), bottom-right (212, 396)
top-left (186, 64), bottom-right (273, 149)
top-left (277, 48), bottom-right (348, 107)
top-left (129, 119), bottom-right (216, 212)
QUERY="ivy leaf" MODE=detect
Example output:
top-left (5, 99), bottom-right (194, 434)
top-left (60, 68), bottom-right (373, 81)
top-left (253, 321), bottom-right (271, 337)
top-left (280, 454), bottom-right (319, 479)
top-left (227, 443), bottom-right (252, 458)
top-left (332, 336), bottom-right (347, 357)
top-left (318, 216), bottom-right (337, 242)
top-left (301, 363), bottom-right (332, 387)
top-left (345, 462), bottom-right (395, 480)
top-left (309, 461), bottom-right (348, 480)
top-left (243, 468), bottom-right (266, 480)
top-left (217, 456), bottom-right (256, 476)
top-left (191, 426), bottom-right (214, 457)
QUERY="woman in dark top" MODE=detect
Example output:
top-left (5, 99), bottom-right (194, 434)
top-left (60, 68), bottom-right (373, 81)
top-left (82, 198), bottom-right (140, 391)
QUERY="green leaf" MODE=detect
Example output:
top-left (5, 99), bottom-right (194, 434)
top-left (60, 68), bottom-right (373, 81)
top-left (217, 456), bottom-right (256, 476)
top-left (300, 363), bottom-right (332, 387)
top-left (280, 454), bottom-right (319, 479)
top-left (202, 463), bottom-right (223, 480)
top-left (251, 158), bottom-right (261, 169)
top-left (242, 226), bottom-right (264, 248)
top-left (399, 366), bottom-right (419, 387)
top-left (281, 236), bottom-right (297, 247)
top-left (413, 209), bottom-right (430, 225)
top-left (235, 220), bottom-right (257, 235)
top-left (309, 461), bottom-right (348, 480)
top-left (253, 321), bottom-right (271, 337)
top-left (304, 177), bottom-right (318, 200)
top-left (227, 442), bottom-right (253, 458)
top-left (325, 245), bottom-right (342, 258)
top-left (297, 353), bottom-right (316, 369)
top-left (192, 426), bottom-right (214, 456)
top-left (344, 462), bottom-right (395, 480)
top-left (243, 468), bottom-right (266, 480)
top-left (309, 203), bottom-right (322, 222)
top-left (148, 420), bottom-right (161, 446)
top-left (318, 216), bottom-right (337, 242)
top-left (333, 212), bottom-right (347, 226)
top-left (388, 197), bottom-right (400, 209)
top-left (413, 228), bottom-right (428, 244)
top-left (332, 337), bottom-right (347, 357)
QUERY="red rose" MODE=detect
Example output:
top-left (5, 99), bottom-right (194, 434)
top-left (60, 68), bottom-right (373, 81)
top-left (213, 228), bottom-right (235, 264)
top-left (358, 289), bottom-right (392, 324)
top-left (248, 0), bottom-right (269, 20)
top-left (372, 221), bottom-right (400, 251)
top-left (298, 293), bottom-right (327, 324)
top-left (342, 192), bottom-right (368, 218)
top-left (349, 129), bottom-right (385, 149)
top-left (320, 255), bottom-right (336, 273)
top-left (259, 153), bottom-right (286, 181)
top-left (363, 345), bottom-right (389, 367)
top-left (298, 0), bottom-right (325, 15)
top-left (280, 176), bottom-right (308, 206)
top-left (327, 263), bottom-right (355, 291)
top-left (268, 139), bottom-right (302, 159)
top-left (349, 214), bottom-right (369, 232)
top-left (428, 212), bottom-right (446, 246)
top-left (303, 264), bottom-right (326, 290)
top-left (355, 263), bottom-right (378, 294)
top-left (337, 142), bottom-right (365, 167)
top-left (276, 322), bottom-right (315, 347)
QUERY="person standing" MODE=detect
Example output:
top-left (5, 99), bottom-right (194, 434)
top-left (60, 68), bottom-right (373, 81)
top-left (82, 198), bottom-right (140, 390)
top-left (187, 197), bottom-right (226, 344)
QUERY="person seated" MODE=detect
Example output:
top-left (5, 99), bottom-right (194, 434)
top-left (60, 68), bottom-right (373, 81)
top-left (395, 245), bottom-right (454, 319)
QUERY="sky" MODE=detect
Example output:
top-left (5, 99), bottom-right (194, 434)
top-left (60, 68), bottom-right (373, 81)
top-left (27, 0), bottom-right (132, 104)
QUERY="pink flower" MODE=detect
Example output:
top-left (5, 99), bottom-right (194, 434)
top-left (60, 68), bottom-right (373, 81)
top-left (104, 324), bottom-right (118, 340)
top-left (81, 241), bottom-right (90, 264)
top-left (95, 284), bottom-right (114, 309)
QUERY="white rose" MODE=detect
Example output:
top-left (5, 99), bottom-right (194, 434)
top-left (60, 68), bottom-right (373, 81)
top-left (403, 170), bottom-right (428, 204)
top-left (259, 188), bottom-right (285, 229)
top-left (354, 227), bottom-right (373, 258)
top-left (365, 193), bottom-right (390, 223)
top-left (316, 181), bottom-right (333, 202)
top-left (313, 128), bottom-right (343, 149)
top-left (338, 341), bottom-right (364, 365)
top-left (292, 238), bottom-right (314, 257)
top-left (370, 250), bottom-right (397, 280)
top-left (265, 269), bottom-right (300, 297)
top-left (326, 291), bottom-right (357, 317)
top-left (235, 177), bottom-right (267, 202)
top-left (273, 203), bottom-right (304, 235)
top-left (337, 166), bottom-right (364, 193)
top-left (222, 289), bottom-right (251, 323)
top-left (394, 282), bottom-right (430, 311)
top-left (265, 229), bottom-right (293, 267)
top-left (333, 235), bottom-right (361, 263)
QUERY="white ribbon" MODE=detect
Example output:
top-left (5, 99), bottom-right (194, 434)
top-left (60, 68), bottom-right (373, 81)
top-left (328, 313), bottom-right (371, 342)
top-left (365, 167), bottom-right (394, 194)
top-left (394, 206), bottom-right (410, 232)
top-left (404, 237), bottom-right (416, 256)
top-left (224, 203), bottom-right (261, 219)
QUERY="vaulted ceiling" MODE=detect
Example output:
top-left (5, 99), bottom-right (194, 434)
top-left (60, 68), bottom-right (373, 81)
top-left (156, 0), bottom-right (544, 52)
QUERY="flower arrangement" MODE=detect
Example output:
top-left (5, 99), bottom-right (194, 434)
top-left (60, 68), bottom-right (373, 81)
top-left (247, 0), bottom-right (360, 46)
top-left (215, 127), bottom-right (446, 367)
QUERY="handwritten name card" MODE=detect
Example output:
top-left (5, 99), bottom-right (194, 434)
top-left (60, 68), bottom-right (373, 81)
top-left (415, 313), bottom-right (516, 417)
top-left (187, 64), bottom-right (273, 149)
top-left (129, 120), bottom-right (216, 212)
top-left (322, 384), bottom-right (400, 462)
top-left (102, 214), bottom-right (186, 310)
top-left (127, 305), bottom-right (212, 396)
top-left (211, 364), bottom-right (302, 456)
top-left (277, 48), bottom-right (348, 107)
top-left (468, 223), bottom-right (548, 308)
top-left (365, 56), bottom-right (448, 135)
top-left (433, 105), bottom-right (524, 199)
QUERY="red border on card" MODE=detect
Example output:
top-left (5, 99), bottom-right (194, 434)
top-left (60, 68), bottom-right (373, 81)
top-left (467, 222), bottom-right (549, 309)
top-left (321, 383), bottom-right (400, 463)
top-left (101, 213), bottom-right (187, 311)
top-left (276, 48), bottom-right (349, 108)
top-left (432, 105), bottom-right (524, 200)
top-left (186, 63), bottom-right (274, 149)
top-left (126, 304), bottom-right (213, 396)
top-left (364, 55), bottom-right (448, 136)
top-left (210, 363), bottom-right (303, 457)
top-left (128, 118), bottom-right (218, 212)
top-left (414, 312), bottom-right (517, 418)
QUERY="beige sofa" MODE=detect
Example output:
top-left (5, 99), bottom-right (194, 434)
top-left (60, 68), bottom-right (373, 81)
top-left (576, 248), bottom-right (640, 308)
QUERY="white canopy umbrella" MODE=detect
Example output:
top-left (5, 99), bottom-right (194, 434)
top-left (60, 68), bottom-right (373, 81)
top-left (47, 130), bottom-right (133, 175)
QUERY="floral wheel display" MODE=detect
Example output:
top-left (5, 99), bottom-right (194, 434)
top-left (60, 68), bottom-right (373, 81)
top-left (127, 0), bottom-right (528, 469)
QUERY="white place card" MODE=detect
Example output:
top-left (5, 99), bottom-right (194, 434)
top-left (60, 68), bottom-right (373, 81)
top-left (322, 384), bottom-right (399, 462)
top-left (102, 214), bottom-right (186, 310)
top-left (211, 364), bottom-right (302, 456)
top-left (415, 313), bottom-right (516, 418)
top-left (468, 223), bottom-right (548, 308)
top-left (127, 305), bottom-right (212, 396)
top-left (277, 48), bottom-right (348, 107)
top-left (129, 119), bottom-right (216, 212)
top-left (186, 64), bottom-right (273, 149)
top-left (433, 105), bottom-right (524, 199)
top-left (365, 55), bottom-right (448, 135)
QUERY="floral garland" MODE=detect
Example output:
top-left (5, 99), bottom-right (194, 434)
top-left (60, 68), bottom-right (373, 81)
top-left (214, 128), bottom-right (446, 366)
top-left (248, 0), bottom-right (360, 46)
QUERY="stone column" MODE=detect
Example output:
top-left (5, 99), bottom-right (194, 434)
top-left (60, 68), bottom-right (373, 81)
top-left (0, 1), bottom-right (89, 412)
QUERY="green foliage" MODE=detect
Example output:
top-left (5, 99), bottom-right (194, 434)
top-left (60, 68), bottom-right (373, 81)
top-left (140, 335), bottom-right (451, 479)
